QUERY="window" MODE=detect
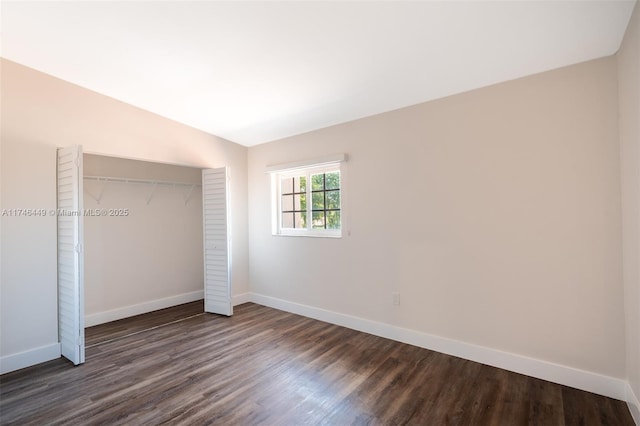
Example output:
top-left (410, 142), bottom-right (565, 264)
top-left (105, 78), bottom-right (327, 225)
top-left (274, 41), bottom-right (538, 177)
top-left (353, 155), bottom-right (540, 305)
top-left (271, 160), bottom-right (344, 237)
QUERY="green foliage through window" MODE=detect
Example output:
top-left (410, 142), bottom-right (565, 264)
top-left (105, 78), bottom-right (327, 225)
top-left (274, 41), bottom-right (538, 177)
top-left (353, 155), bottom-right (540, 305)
top-left (310, 172), bottom-right (340, 230)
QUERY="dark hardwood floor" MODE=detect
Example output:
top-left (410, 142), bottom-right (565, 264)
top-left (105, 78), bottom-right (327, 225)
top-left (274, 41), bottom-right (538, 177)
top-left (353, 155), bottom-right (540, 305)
top-left (0, 301), bottom-right (634, 425)
top-left (85, 300), bottom-right (205, 347)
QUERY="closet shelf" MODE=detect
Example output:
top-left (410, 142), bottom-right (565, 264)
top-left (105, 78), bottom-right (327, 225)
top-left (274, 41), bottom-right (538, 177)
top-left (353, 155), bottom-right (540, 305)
top-left (84, 175), bottom-right (201, 188)
top-left (84, 175), bottom-right (201, 205)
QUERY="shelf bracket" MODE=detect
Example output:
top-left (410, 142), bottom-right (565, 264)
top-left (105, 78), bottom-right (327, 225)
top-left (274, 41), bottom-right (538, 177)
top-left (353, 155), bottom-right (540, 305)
top-left (146, 182), bottom-right (157, 205)
top-left (184, 184), bottom-right (196, 206)
top-left (85, 179), bottom-right (106, 204)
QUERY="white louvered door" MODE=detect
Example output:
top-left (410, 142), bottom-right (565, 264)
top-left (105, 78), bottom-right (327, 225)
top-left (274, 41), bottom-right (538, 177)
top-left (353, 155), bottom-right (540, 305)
top-left (202, 167), bottom-right (232, 316)
top-left (57, 145), bottom-right (85, 365)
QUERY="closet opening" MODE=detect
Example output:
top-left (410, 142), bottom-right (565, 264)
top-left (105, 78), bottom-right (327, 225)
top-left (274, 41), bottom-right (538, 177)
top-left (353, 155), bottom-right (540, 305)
top-left (83, 153), bottom-right (205, 330)
top-left (56, 147), bottom-right (232, 365)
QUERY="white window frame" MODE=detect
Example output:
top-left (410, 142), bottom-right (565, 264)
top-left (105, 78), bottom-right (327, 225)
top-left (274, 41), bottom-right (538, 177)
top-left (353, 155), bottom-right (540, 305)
top-left (269, 156), bottom-right (346, 238)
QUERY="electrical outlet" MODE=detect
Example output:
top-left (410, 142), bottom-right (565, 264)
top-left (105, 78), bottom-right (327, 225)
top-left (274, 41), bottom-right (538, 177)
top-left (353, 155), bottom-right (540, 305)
top-left (392, 292), bottom-right (400, 306)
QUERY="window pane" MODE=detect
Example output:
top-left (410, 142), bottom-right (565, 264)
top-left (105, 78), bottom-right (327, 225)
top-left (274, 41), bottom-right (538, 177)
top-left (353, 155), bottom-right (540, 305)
top-left (294, 194), bottom-right (306, 211)
top-left (326, 190), bottom-right (340, 209)
top-left (326, 211), bottom-right (341, 229)
top-left (312, 211), bottom-right (325, 229)
top-left (276, 165), bottom-right (342, 236)
top-left (281, 194), bottom-right (293, 211)
top-left (294, 176), bottom-right (306, 192)
top-left (311, 174), bottom-right (324, 191)
top-left (312, 192), bottom-right (325, 210)
top-left (295, 212), bottom-right (307, 229)
top-left (281, 177), bottom-right (293, 194)
top-left (325, 172), bottom-right (340, 190)
top-left (282, 212), bottom-right (294, 228)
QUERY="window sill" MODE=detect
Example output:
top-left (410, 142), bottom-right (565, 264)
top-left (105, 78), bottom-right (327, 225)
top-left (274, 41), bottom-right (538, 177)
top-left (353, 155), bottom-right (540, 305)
top-left (273, 231), bottom-right (342, 239)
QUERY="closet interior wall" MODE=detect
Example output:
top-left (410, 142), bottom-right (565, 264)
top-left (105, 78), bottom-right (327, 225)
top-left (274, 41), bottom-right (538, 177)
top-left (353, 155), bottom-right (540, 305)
top-left (83, 154), bottom-right (204, 326)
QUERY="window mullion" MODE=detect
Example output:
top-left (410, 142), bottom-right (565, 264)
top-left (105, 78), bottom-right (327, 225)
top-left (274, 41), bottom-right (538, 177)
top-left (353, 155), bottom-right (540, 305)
top-left (306, 171), bottom-right (312, 230)
top-left (323, 173), bottom-right (327, 229)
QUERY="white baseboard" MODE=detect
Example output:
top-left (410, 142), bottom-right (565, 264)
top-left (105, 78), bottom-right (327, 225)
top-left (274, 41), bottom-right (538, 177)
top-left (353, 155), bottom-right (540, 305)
top-left (0, 343), bottom-right (61, 375)
top-left (232, 292), bottom-right (251, 306)
top-left (627, 383), bottom-right (640, 425)
top-left (250, 292), bottom-right (628, 402)
top-left (85, 290), bottom-right (204, 327)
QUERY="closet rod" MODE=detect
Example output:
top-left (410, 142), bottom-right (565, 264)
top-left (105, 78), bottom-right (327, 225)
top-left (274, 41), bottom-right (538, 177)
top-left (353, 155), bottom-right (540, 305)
top-left (84, 175), bottom-right (201, 188)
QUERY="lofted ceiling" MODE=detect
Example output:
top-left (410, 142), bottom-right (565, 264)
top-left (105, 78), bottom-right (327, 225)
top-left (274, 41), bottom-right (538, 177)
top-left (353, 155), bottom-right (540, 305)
top-left (1, 1), bottom-right (636, 146)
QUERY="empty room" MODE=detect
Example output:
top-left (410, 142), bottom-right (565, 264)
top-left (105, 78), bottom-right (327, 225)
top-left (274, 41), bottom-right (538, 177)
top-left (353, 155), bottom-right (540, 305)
top-left (1, 1), bottom-right (639, 425)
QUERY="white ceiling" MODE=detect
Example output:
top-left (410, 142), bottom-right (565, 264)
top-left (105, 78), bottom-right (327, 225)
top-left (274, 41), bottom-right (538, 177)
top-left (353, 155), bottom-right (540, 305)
top-left (1, 1), bottom-right (636, 146)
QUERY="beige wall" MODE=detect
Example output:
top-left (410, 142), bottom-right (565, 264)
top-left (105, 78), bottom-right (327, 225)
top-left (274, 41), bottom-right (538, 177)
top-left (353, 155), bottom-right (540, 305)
top-left (0, 59), bottom-right (249, 359)
top-left (618, 1), bottom-right (640, 416)
top-left (83, 154), bottom-right (203, 322)
top-left (248, 57), bottom-right (625, 378)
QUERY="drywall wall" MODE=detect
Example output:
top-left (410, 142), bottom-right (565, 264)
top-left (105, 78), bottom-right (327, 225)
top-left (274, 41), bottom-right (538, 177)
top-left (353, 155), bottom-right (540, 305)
top-left (618, 2), bottom-right (640, 420)
top-left (0, 59), bottom-right (248, 371)
top-left (248, 57), bottom-right (625, 381)
top-left (83, 154), bottom-right (203, 325)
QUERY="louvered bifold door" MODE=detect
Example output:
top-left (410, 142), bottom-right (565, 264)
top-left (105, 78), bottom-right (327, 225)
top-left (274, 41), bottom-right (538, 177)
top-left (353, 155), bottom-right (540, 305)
top-left (57, 145), bottom-right (85, 365)
top-left (202, 167), bottom-right (232, 316)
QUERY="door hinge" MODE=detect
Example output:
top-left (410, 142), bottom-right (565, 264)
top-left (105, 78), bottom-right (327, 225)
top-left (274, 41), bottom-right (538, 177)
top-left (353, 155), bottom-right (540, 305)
top-left (75, 243), bottom-right (84, 253)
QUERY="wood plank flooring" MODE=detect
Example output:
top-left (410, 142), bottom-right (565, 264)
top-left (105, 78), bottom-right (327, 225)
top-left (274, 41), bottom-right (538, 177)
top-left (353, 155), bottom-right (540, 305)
top-left (0, 301), bottom-right (634, 425)
top-left (85, 300), bottom-right (205, 347)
